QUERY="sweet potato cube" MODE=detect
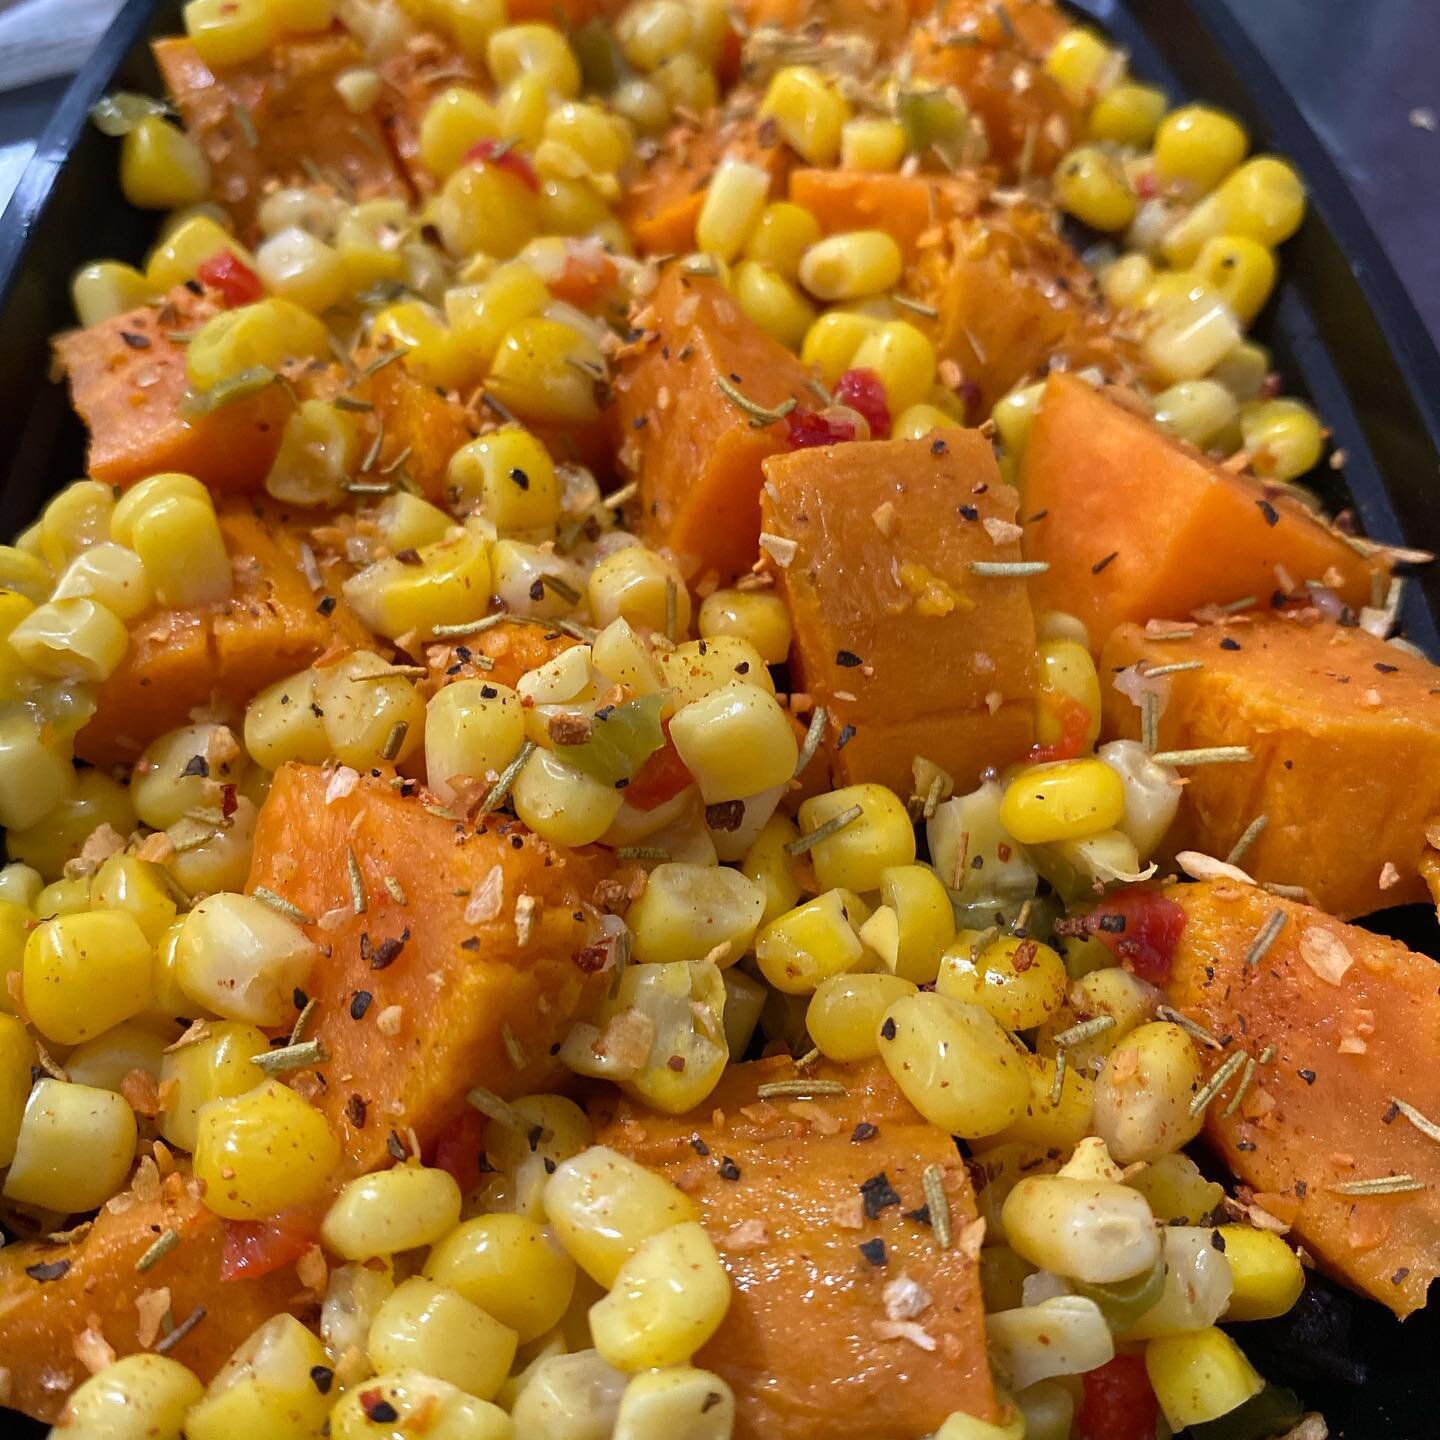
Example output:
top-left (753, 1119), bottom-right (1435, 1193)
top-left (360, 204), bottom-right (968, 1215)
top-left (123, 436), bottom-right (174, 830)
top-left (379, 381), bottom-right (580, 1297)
top-left (788, 169), bottom-right (988, 260)
top-left (154, 35), bottom-right (405, 241)
top-left (759, 430), bottom-right (1037, 792)
top-left (595, 1056), bottom-right (998, 1439)
top-left (1163, 880), bottom-right (1440, 1319)
top-left (247, 764), bottom-right (620, 1176)
top-left (1102, 616), bottom-right (1440, 918)
top-left (0, 1179), bottom-right (303, 1423)
top-left (77, 500), bottom-right (371, 767)
top-left (52, 287), bottom-right (293, 493)
top-left (613, 269), bottom-right (814, 587)
top-left (1022, 375), bottom-right (1381, 647)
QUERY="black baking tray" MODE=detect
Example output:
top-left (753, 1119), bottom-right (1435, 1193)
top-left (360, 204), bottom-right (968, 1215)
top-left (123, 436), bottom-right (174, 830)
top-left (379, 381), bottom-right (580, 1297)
top-left (2, 0), bottom-right (1439, 1435)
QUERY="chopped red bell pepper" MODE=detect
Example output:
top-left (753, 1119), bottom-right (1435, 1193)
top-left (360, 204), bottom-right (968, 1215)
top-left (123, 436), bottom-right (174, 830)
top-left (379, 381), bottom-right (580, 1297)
top-left (785, 408), bottom-right (860, 449)
top-left (549, 245), bottom-right (619, 310)
top-left (220, 1210), bottom-right (317, 1282)
top-left (197, 249), bottom-right (264, 308)
top-left (1029, 695), bottom-right (1094, 763)
top-left (626, 730), bottom-right (694, 811)
top-left (834, 367), bottom-right (891, 438)
top-left (1091, 886), bottom-right (1188, 984)
top-left (1075, 1354), bottom-right (1161, 1440)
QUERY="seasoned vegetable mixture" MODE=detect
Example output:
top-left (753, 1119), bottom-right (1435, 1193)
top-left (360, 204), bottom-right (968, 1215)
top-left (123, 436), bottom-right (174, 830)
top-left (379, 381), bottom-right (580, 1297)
top-left (0, 0), bottom-right (1429, 1436)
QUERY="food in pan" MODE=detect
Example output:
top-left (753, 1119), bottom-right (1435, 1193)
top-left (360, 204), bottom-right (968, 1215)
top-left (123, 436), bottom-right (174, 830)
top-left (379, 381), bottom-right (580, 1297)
top-left (0, 0), bottom-right (1428, 1436)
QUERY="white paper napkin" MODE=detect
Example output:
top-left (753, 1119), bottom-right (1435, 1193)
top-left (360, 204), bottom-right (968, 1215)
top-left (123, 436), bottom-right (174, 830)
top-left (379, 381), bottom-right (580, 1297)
top-left (0, 0), bottom-right (125, 92)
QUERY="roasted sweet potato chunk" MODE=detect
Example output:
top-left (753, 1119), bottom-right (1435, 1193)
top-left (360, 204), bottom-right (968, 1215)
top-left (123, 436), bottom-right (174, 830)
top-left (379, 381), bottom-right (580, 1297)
top-left (788, 169), bottom-right (987, 260)
top-left (77, 501), bottom-right (370, 767)
top-left (1163, 879), bottom-right (1440, 1319)
top-left (738, 0), bottom-right (928, 51)
top-left (52, 286), bottom-right (294, 494)
top-left (0, 1178), bottom-right (304, 1424)
top-left (154, 35), bottom-right (405, 240)
top-left (1102, 615), bottom-right (1440, 918)
top-left (613, 268), bottom-right (814, 586)
top-left (247, 764), bottom-right (620, 1176)
top-left (1022, 375), bottom-right (1381, 647)
top-left (759, 430), bottom-right (1037, 792)
top-left (595, 1056), bottom-right (998, 1439)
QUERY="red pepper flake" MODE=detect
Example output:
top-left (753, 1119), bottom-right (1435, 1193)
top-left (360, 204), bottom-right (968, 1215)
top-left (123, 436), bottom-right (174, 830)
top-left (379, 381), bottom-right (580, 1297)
top-left (835, 368), bottom-right (891, 438)
top-left (626, 729), bottom-right (692, 811)
top-left (785, 407), bottom-right (859, 449)
top-left (219, 1213), bottom-right (316, 1282)
top-left (1029, 695), bottom-right (1093, 763)
top-left (220, 783), bottom-right (238, 818)
top-left (197, 249), bottom-right (264, 308)
top-left (465, 138), bottom-right (539, 191)
top-left (1090, 887), bottom-right (1187, 984)
top-left (571, 943), bottom-right (609, 974)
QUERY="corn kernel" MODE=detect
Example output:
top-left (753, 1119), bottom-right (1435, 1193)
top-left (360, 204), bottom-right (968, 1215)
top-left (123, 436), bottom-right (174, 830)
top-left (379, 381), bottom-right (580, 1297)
top-left (799, 230), bottom-right (902, 301)
top-left (1239, 397), bottom-right (1324, 481)
top-left (513, 747), bottom-right (624, 846)
top-left (0, 711), bottom-right (76, 832)
top-left (1150, 377), bottom-right (1240, 451)
top-left (184, 0), bottom-right (274, 66)
top-left (147, 215), bottom-right (247, 293)
top-left (1210, 338), bottom-right (1272, 401)
top-left (1035, 638), bottom-right (1101, 751)
top-left (892, 401), bottom-right (954, 440)
top-left (1099, 252), bottom-right (1154, 310)
top-left (938, 934), bottom-right (1066, 1031)
top-left (615, 0), bottom-right (691, 69)
top-left (1155, 104), bottom-right (1248, 198)
top-left (1054, 145), bottom-right (1137, 232)
top-left (740, 812), bottom-right (805, 925)
top-left (50, 542), bottom-right (152, 621)
top-left (806, 972), bottom-right (916, 1061)
top-left (423, 679), bottom-right (523, 804)
top-left (322, 1161), bottom-right (464, 1260)
top-left (23, 910), bottom-right (152, 1046)
top-left (838, 115), bottom-right (905, 172)
top-left (849, 318), bottom-right (937, 413)
top-left (657, 635), bottom-right (775, 706)
top-left (732, 259), bottom-right (815, 349)
top-left (589, 1221), bottom-right (729, 1373)
top-left (121, 116), bottom-right (210, 209)
top-left (482, 1093), bottom-right (593, 1220)
top-left (159, 1019), bottom-right (268, 1151)
top-left (0, 545), bottom-right (52, 603)
top-left (331, 1369), bottom-right (511, 1439)
top-left (544, 1144), bottom-right (697, 1286)
top-left (627, 863), bottom-right (764, 967)
top-left (0, 1013), bottom-right (34, 1167)
top-left (796, 783), bottom-right (915, 892)
top-left (7, 597), bottom-right (126, 682)
top-left (1002, 1172), bottom-right (1161, 1284)
top-left (1217, 1225), bottom-right (1304, 1321)
top-left (877, 990), bottom-right (1030, 1137)
top-left (52, 1353), bottom-right (203, 1440)
top-left (983, 1053), bottom-right (1096, 1152)
top-left (40, 478), bottom-right (113, 569)
top-left (1143, 281), bottom-right (1242, 384)
top-left (72, 260), bottom-right (160, 327)
top-left (92, 854), bottom-right (177, 944)
top-left (132, 722), bottom-right (246, 830)
top-left (7, 769), bottom-right (136, 881)
top-left (1098, 739), bottom-right (1182, 859)
top-left (1093, 1020), bottom-right (1205, 1164)
top-left (1043, 27), bottom-right (1117, 106)
top-left (1161, 156), bottom-right (1306, 266)
top-left (2, 1078), bottom-right (137, 1211)
top-left (754, 887), bottom-right (868, 994)
top-left (1192, 233), bottom-right (1276, 325)
top-left (487, 23), bottom-right (582, 97)
top-left (986, 1297), bottom-right (1116, 1394)
top-left (1145, 1328), bottom-right (1265, 1430)
top-left (1089, 82), bottom-right (1167, 148)
top-left (255, 225), bottom-right (347, 313)
top-left (696, 588), bottom-right (791, 664)
top-left (743, 203), bottom-right (821, 281)
top-left (446, 261), bottom-right (551, 365)
top-left (509, 1351), bottom-right (627, 1439)
top-left (421, 87), bottom-right (500, 178)
top-left (760, 66), bottom-right (848, 165)
top-left (109, 472), bottom-right (209, 545)
top-left (801, 310), bottom-right (879, 385)
top-left (669, 685), bottom-right (797, 804)
top-left (587, 545), bottom-right (687, 636)
top-left (185, 1314), bottom-right (332, 1440)
top-left (612, 1366), bottom-right (734, 1440)
top-left (368, 1277), bottom-right (518, 1399)
top-left (487, 316), bottom-right (605, 424)
top-left (449, 427), bottom-right (562, 534)
top-left (694, 156), bottom-right (770, 263)
top-left (370, 299), bottom-right (478, 391)
top-left (343, 527), bottom-right (492, 640)
top-left (264, 398), bottom-right (357, 509)
top-left (35, 875), bottom-right (91, 919)
top-left (186, 297), bottom-right (328, 390)
top-left (1000, 759), bottom-right (1126, 845)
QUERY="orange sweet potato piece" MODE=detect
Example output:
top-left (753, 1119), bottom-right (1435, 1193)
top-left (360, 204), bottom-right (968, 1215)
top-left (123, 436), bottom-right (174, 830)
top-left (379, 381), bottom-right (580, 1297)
top-left (736, 0), bottom-right (928, 51)
top-left (1102, 616), bottom-right (1440, 919)
top-left (52, 287), bottom-right (293, 493)
top-left (77, 500), bottom-right (371, 767)
top-left (248, 764), bottom-right (619, 1176)
top-left (613, 268), bottom-right (814, 586)
top-left (364, 357), bottom-right (475, 502)
top-left (1163, 879), bottom-right (1440, 1319)
top-left (154, 35), bottom-right (406, 240)
top-left (596, 1056), bottom-right (998, 1439)
top-left (422, 620), bottom-right (579, 698)
top-left (618, 116), bottom-right (788, 256)
top-left (906, 208), bottom-right (1141, 413)
top-left (371, 31), bottom-right (485, 196)
top-left (759, 430), bottom-right (1037, 793)
top-left (1022, 375), bottom-right (1381, 646)
top-left (0, 1178), bottom-right (304, 1423)
top-left (787, 169), bottom-right (987, 260)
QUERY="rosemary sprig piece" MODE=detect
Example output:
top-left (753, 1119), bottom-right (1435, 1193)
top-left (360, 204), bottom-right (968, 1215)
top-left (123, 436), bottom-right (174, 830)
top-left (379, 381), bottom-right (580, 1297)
top-left (1155, 1006), bottom-right (1222, 1050)
top-left (755, 1079), bottom-right (847, 1099)
top-left (1149, 746), bottom-right (1254, 766)
top-left (922, 1163), bottom-right (952, 1248)
top-left (1244, 909), bottom-right (1288, 968)
top-left (715, 375), bottom-right (798, 428)
top-left (347, 846), bottom-right (368, 915)
top-left (1226, 814), bottom-right (1269, 866)
top-left (1221, 1054), bottom-right (1258, 1118)
top-left (1050, 1015), bottom-right (1116, 1049)
top-left (1331, 1175), bottom-right (1425, 1196)
top-left (1189, 1049), bottom-right (1248, 1117)
top-left (969, 560), bottom-right (1049, 577)
top-left (134, 1229), bottom-right (179, 1273)
top-left (1390, 1096), bottom-right (1440, 1146)
top-left (785, 804), bottom-right (863, 856)
top-left (480, 741), bottom-right (536, 816)
top-left (251, 886), bottom-right (315, 927)
top-left (252, 1038), bottom-right (330, 1076)
top-left (794, 706), bottom-right (828, 778)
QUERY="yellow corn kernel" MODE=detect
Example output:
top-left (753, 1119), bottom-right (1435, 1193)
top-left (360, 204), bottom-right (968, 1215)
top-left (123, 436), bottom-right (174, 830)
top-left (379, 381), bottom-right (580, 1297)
top-left (1150, 377), bottom-right (1240, 450)
top-left (669, 685), bottom-right (797, 804)
top-left (319, 1162), bottom-right (463, 1262)
top-left (166, 789), bottom-right (258, 895)
top-left (982, 1053), bottom-right (1096, 1152)
top-left (873, 864), bottom-right (954, 982)
top-left (892, 401), bottom-right (953, 440)
top-left (426, 1214), bottom-right (576, 1344)
top-left (0, 712), bottom-right (75, 832)
top-left (40, 479), bottom-right (113, 569)
top-left (371, 494), bottom-right (450, 556)
top-left (613, 1366), bottom-right (734, 1440)
top-left (185, 1314), bottom-right (332, 1440)
top-left (657, 635), bottom-right (774, 706)
top-left (741, 812), bottom-right (805, 925)
top-left (1043, 27), bottom-right (1117, 106)
top-left (184, 0), bottom-right (274, 65)
top-left (436, 0), bottom-right (507, 59)
top-left (0, 863), bottom-right (40, 911)
top-left (176, 891), bottom-right (317, 1027)
top-left (267, 0), bottom-right (336, 30)
top-left (369, 300), bottom-right (477, 392)
top-left (744, 202), bottom-right (822, 281)
top-left (446, 262), bottom-right (550, 366)
top-left (696, 589), bottom-right (791, 665)
top-left (23, 910), bottom-right (152, 1046)
top-left (65, 1023), bottom-right (167, 1096)
top-left (1240, 397), bottom-right (1324, 481)
top-left (332, 1370), bottom-right (511, 1439)
top-left (586, 545), bottom-right (686, 636)
top-left (1037, 966), bottom-right (1158, 1072)
top-left (481, 1092), bottom-right (593, 1220)
top-left (92, 854), bottom-right (176, 944)
top-left (754, 888), bottom-right (868, 994)
top-left (1098, 739), bottom-right (1182, 861)
top-left (615, 0), bottom-right (691, 68)
top-left (806, 972), bottom-right (916, 1062)
top-left (0, 545), bottom-right (51, 603)
top-left (51, 541), bottom-right (152, 621)
top-left (7, 597), bottom-right (127, 682)
top-left (120, 116), bottom-right (210, 209)
top-left (695, 157), bottom-right (771, 263)
top-left (543, 101), bottom-right (630, 178)
top-left (1056, 145), bottom-right (1137, 234)
top-left (732, 259), bottom-right (815, 350)
top-left (987, 1298), bottom-right (1116, 1394)
top-left (509, 1350), bottom-right (627, 1438)
top-left (0, 899), bottom-right (31, 1013)
top-left (760, 65), bottom-right (848, 165)
top-left (1000, 759), bottom-right (1126, 845)
top-left (146, 214), bottom-right (247, 292)
top-left (343, 527), bottom-right (492, 640)
top-left (132, 722), bottom-right (246, 830)
top-left (799, 230), bottom-right (902, 302)
top-left (243, 669), bottom-right (328, 770)
top-left (0, 1013), bottom-right (34, 1166)
top-left (6, 768), bottom-right (135, 881)
top-left (2, 1078), bottom-right (137, 1211)
top-left (132, 501), bottom-right (233, 609)
top-left (1002, 1173), bottom-right (1161, 1283)
top-left (487, 22), bottom-right (581, 96)
top-left (488, 316), bottom-right (605, 424)
top-left (589, 1221), bottom-right (729, 1373)
top-left (254, 225), bottom-right (347, 313)
top-left (194, 1079), bottom-right (339, 1220)
top-left (653, 49), bottom-right (718, 112)
top-left (1143, 281), bottom-right (1242, 384)
top-left (72, 260), bottom-right (160, 327)
top-left (840, 116), bottom-right (906, 172)
top-left (335, 198), bottom-right (409, 287)
top-left (186, 297), bottom-right (328, 390)
top-left (421, 87), bottom-right (500, 178)
top-left (264, 398), bottom-right (357, 509)
top-left (1124, 1151), bottom-right (1222, 1227)
top-left (109, 472), bottom-right (209, 545)
top-left (1192, 234), bottom-right (1276, 326)
top-left (1099, 252), bottom-right (1155, 310)
top-left (1145, 1328), bottom-right (1265, 1430)
top-left (878, 991), bottom-right (1030, 1138)
top-left (627, 863), bottom-right (764, 967)
top-left (848, 318), bottom-right (937, 414)
top-left (1217, 1225), bottom-right (1304, 1321)
top-left (368, 1277), bottom-right (518, 1399)
top-left (1155, 104), bottom-right (1248, 198)
top-left (1162, 156), bottom-right (1306, 266)
top-left (544, 1144), bottom-right (697, 1286)
top-left (512, 746), bottom-right (624, 846)
top-left (35, 875), bottom-right (91, 920)
top-left (1088, 82), bottom-right (1167, 148)
top-left (796, 783), bottom-right (915, 892)
top-left (938, 934), bottom-right (1067, 1031)
top-left (424, 679), bottom-right (524, 805)
top-left (1210, 338), bottom-right (1272, 401)
top-left (449, 427), bottom-right (562, 534)
top-left (1035, 638), bottom-right (1102, 750)
top-left (52, 1353), bottom-right (203, 1440)
top-left (316, 653), bottom-right (426, 770)
top-left (1093, 1020), bottom-right (1205, 1164)
top-left (158, 1019), bottom-right (267, 1151)
top-left (801, 310), bottom-right (879, 385)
